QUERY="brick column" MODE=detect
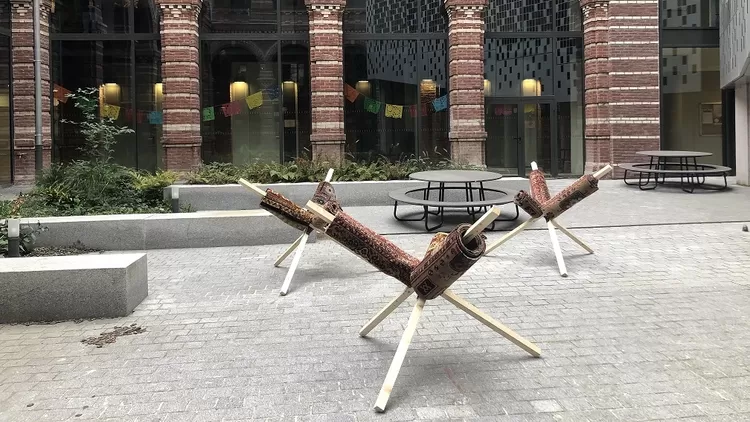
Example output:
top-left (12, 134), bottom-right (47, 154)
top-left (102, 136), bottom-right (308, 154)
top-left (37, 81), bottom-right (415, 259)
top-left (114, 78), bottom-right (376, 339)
top-left (581, 0), bottom-right (612, 174)
top-left (445, 0), bottom-right (487, 166)
top-left (583, 0), bottom-right (661, 175)
top-left (157, 0), bottom-right (202, 172)
top-left (10, 0), bottom-right (52, 183)
top-left (305, 0), bottom-right (346, 162)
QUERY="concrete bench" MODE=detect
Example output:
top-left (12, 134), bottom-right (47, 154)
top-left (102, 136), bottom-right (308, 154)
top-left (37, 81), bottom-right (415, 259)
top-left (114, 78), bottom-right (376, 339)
top-left (0, 253), bottom-right (148, 324)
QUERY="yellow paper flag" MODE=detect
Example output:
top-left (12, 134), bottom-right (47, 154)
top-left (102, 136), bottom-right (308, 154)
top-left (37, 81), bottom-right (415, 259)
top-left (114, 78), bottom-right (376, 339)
top-left (385, 104), bottom-right (403, 119)
top-left (100, 104), bottom-right (121, 119)
top-left (246, 92), bottom-right (263, 110)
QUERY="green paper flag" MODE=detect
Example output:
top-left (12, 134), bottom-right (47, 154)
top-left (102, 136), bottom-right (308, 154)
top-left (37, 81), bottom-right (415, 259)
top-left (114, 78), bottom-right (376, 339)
top-left (364, 97), bottom-right (381, 114)
top-left (202, 107), bottom-right (215, 122)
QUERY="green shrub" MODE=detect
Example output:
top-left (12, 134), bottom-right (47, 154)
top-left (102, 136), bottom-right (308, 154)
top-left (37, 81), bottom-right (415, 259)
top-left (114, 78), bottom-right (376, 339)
top-left (185, 156), bottom-right (479, 185)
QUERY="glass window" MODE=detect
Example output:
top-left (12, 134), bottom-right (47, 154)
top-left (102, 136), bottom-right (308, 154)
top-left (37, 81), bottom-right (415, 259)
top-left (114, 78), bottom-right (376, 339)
top-left (344, 0), bottom-right (418, 33)
top-left (343, 40), bottom-right (418, 160)
top-left (134, 0), bottom-right (159, 33)
top-left (0, 34), bottom-right (10, 184)
top-left (0, 0), bottom-right (10, 30)
top-left (421, 0), bottom-right (448, 33)
top-left (486, 0), bottom-right (553, 32)
top-left (281, 41), bottom-right (312, 160)
top-left (200, 40), bottom-right (281, 164)
top-left (418, 39), bottom-right (449, 158)
top-left (281, 0), bottom-right (309, 33)
top-left (555, 38), bottom-right (584, 175)
top-left (485, 38), bottom-right (553, 97)
top-left (52, 41), bottom-right (140, 168)
top-left (661, 0), bottom-right (719, 29)
top-left (202, 0), bottom-right (278, 33)
top-left (661, 47), bottom-right (723, 164)
top-left (51, 0), bottom-right (130, 33)
top-left (556, 0), bottom-right (581, 32)
top-left (135, 40), bottom-right (162, 171)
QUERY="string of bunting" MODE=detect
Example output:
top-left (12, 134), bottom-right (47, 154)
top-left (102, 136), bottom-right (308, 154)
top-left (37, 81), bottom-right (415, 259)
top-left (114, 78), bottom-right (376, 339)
top-left (344, 83), bottom-right (448, 119)
top-left (54, 83), bottom-right (282, 125)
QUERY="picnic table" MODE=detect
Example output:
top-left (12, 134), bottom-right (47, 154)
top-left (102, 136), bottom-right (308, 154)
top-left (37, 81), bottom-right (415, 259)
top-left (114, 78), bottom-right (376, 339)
top-left (619, 150), bottom-right (731, 193)
top-left (389, 170), bottom-right (519, 231)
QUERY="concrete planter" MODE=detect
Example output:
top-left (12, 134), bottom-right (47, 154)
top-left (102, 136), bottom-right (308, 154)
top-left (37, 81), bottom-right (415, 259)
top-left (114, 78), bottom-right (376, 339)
top-left (18, 210), bottom-right (310, 250)
top-left (0, 253), bottom-right (148, 323)
top-left (165, 180), bottom-right (425, 211)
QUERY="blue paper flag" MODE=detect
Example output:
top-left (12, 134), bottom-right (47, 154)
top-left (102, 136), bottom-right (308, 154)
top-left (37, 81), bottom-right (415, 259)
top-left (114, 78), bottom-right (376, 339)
top-left (148, 111), bottom-right (163, 125)
top-left (432, 96), bottom-right (448, 112)
top-left (264, 86), bottom-right (280, 100)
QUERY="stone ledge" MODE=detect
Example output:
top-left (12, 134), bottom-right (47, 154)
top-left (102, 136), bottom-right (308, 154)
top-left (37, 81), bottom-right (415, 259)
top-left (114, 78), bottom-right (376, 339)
top-left (16, 210), bottom-right (310, 250)
top-left (0, 253), bottom-right (148, 324)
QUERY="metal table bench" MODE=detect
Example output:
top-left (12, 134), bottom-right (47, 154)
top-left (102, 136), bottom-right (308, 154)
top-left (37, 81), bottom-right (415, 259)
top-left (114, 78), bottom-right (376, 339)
top-left (619, 162), bottom-right (731, 193)
top-left (389, 186), bottom-right (519, 231)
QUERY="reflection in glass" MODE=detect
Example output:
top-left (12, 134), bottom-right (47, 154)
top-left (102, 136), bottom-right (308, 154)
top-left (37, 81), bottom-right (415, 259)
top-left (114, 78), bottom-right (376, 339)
top-left (486, 0), bottom-right (553, 32)
top-left (281, 0), bottom-right (309, 33)
top-left (485, 38), bottom-right (553, 97)
top-left (52, 41), bottom-right (143, 168)
top-left (344, 0), bottom-right (418, 33)
top-left (202, 0), bottom-right (278, 33)
top-left (661, 0), bottom-right (719, 28)
top-left (418, 39), bottom-right (449, 158)
top-left (51, 0), bottom-right (130, 33)
top-left (485, 102), bottom-right (519, 175)
top-left (0, 34), bottom-right (10, 183)
top-left (522, 103), bottom-right (552, 174)
top-left (200, 41), bottom-right (281, 165)
top-left (661, 47), bottom-right (723, 165)
top-left (134, 0), bottom-right (160, 33)
top-left (344, 40), bottom-right (418, 161)
top-left (0, 0), bottom-right (9, 30)
top-left (135, 40), bottom-right (162, 170)
top-left (281, 42), bottom-right (312, 160)
top-left (555, 0), bottom-right (581, 31)
top-left (555, 38), bottom-right (583, 175)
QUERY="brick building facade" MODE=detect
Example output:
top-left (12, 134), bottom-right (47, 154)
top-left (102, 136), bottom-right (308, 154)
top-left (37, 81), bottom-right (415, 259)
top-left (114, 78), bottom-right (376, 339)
top-left (0, 0), bottom-right (733, 183)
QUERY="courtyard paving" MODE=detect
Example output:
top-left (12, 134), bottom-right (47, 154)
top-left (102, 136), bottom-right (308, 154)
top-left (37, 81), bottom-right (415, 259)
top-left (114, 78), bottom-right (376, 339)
top-left (2, 181), bottom-right (750, 421)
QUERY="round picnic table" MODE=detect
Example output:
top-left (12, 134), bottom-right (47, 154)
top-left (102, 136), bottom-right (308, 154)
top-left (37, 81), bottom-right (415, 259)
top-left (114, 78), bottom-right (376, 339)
top-left (636, 150), bottom-right (712, 187)
top-left (389, 170), bottom-right (518, 231)
top-left (620, 150), bottom-right (730, 192)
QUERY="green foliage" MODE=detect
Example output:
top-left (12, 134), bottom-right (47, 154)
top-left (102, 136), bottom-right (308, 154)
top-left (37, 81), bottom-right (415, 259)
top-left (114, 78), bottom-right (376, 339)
top-left (0, 220), bottom-right (48, 257)
top-left (61, 87), bottom-right (135, 163)
top-left (1, 162), bottom-right (173, 218)
top-left (185, 156), bottom-right (479, 185)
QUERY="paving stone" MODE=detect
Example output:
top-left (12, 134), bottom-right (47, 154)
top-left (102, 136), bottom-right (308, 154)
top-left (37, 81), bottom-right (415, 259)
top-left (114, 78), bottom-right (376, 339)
top-left (2, 187), bottom-right (750, 420)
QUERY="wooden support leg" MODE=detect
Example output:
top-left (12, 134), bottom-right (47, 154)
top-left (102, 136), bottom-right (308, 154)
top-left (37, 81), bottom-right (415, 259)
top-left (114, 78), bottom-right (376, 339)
top-left (360, 288), bottom-right (415, 337)
top-left (547, 221), bottom-right (568, 277)
top-left (274, 233), bottom-right (305, 267)
top-left (550, 219), bottom-right (594, 254)
top-left (441, 289), bottom-right (541, 358)
top-left (279, 231), bottom-right (310, 296)
top-left (484, 218), bottom-right (537, 255)
top-left (374, 298), bottom-right (425, 413)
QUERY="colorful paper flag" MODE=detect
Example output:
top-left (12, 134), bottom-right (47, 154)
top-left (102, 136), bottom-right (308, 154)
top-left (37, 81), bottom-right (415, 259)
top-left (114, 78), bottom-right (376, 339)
top-left (344, 84), bottom-right (360, 103)
top-left (221, 101), bottom-right (242, 117)
top-left (148, 111), bottom-right (163, 125)
top-left (364, 97), bottom-right (381, 114)
top-left (432, 96), bottom-right (448, 112)
top-left (264, 86), bottom-right (280, 100)
top-left (202, 107), bottom-right (215, 122)
top-left (385, 104), bottom-right (403, 119)
top-left (100, 104), bottom-right (121, 119)
top-left (246, 92), bottom-right (263, 110)
top-left (53, 84), bottom-right (71, 104)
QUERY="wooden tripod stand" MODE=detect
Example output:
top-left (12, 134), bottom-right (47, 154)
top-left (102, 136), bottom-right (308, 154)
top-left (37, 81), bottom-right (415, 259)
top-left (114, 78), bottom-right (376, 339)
top-left (485, 163), bottom-right (613, 277)
top-left (239, 168), bottom-right (334, 296)
top-left (306, 203), bottom-right (542, 412)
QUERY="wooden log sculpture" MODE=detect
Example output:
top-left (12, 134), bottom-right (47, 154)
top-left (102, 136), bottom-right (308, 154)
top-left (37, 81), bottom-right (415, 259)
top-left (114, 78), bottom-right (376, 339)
top-left (306, 202), bottom-right (540, 412)
top-left (486, 163), bottom-right (612, 277)
top-left (239, 169), bottom-right (341, 295)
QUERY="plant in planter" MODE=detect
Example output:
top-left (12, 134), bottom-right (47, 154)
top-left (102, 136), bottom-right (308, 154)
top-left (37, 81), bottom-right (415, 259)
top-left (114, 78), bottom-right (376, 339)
top-left (0, 220), bottom-right (48, 257)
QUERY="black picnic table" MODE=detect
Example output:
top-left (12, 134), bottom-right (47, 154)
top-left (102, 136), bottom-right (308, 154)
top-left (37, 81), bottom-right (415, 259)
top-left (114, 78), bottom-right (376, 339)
top-left (619, 150), bottom-right (731, 193)
top-left (389, 170), bottom-right (519, 231)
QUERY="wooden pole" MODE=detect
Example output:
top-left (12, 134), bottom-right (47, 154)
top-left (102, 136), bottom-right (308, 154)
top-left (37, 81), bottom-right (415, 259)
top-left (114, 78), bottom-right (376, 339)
top-left (360, 288), bottom-right (415, 337)
top-left (238, 178), bottom-right (268, 197)
top-left (547, 221), bottom-right (568, 277)
top-left (550, 219), bottom-right (594, 254)
top-left (374, 298), bottom-right (426, 412)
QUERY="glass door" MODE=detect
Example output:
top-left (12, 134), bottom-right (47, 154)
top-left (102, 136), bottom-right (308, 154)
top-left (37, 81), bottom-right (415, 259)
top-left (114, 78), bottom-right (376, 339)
top-left (486, 100), bottom-right (555, 176)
